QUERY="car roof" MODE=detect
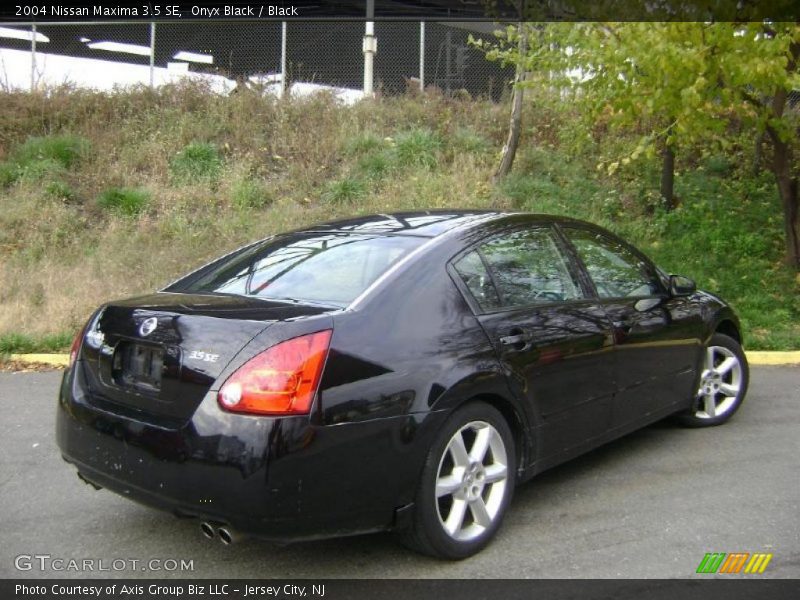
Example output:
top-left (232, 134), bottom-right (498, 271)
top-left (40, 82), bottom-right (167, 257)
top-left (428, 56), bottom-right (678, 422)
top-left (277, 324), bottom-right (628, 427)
top-left (293, 210), bottom-right (584, 238)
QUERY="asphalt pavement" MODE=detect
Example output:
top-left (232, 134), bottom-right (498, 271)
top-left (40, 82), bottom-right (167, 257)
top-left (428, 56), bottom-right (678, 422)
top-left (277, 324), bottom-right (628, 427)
top-left (1, 368), bottom-right (798, 579)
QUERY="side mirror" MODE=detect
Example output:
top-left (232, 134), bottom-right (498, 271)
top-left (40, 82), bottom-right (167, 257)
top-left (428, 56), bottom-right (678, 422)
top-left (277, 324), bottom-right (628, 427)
top-left (669, 274), bottom-right (696, 297)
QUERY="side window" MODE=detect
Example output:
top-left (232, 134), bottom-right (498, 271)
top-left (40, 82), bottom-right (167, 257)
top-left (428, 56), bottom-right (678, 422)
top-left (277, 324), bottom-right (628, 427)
top-left (456, 227), bottom-right (584, 310)
top-left (480, 228), bottom-right (584, 308)
top-left (453, 251), bottom-right (502, 311)
top-left (565, 228), bottom-right (662, 298)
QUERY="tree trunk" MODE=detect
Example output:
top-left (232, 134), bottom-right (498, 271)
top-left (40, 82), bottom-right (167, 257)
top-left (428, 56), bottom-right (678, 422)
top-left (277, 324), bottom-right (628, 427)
top-left (765, 79), bottom-right (800, 270)
top-left (494, 25), bottom-right (528, 182)
top-left (767, 126), bottom-right (800, 269)
top-left (753, 130), bottom-right (765, 176)
top-left (660, 142), bottom-right (676, 210)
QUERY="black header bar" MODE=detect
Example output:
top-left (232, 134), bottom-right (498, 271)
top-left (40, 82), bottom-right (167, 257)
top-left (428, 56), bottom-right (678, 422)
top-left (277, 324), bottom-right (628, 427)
top-left (2, 0), bottom-right (799, 22)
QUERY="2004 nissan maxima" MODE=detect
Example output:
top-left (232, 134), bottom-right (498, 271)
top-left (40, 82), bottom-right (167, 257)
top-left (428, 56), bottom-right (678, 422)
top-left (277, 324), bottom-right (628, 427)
top-left (57, 211), bottom-right (749, 559)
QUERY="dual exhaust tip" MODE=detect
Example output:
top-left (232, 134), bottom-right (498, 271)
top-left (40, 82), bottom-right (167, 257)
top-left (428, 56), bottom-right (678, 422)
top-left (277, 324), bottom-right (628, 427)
top-left (200, 521), bottom-right (239, 545)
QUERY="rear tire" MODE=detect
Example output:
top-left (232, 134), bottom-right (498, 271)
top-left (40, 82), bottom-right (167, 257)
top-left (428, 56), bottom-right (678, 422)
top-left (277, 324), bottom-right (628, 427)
top-left (398, 402), bottom-right (515, 559)
top-left (677, 333), bottom-right (749, 427)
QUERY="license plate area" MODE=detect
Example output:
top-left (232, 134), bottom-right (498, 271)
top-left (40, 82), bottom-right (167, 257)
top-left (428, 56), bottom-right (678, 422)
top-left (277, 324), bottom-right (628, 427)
top-left (112, 342), bottom-right (164, 392)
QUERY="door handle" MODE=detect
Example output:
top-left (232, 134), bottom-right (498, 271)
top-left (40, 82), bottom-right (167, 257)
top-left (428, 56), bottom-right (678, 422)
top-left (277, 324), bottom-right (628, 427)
top-left (499, 328), bottom-right (532, 349)
top-left (500, 333), bottom-right (527, 346)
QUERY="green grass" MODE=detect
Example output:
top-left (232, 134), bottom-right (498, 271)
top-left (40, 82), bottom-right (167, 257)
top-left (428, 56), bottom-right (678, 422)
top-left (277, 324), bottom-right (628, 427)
top-left (170, 142), bottom-right (222, 184)
top-left (0, 162), bottom-right (16, 187)
top-left (0, 85), bottom-right (796, 348)
top-left (0, 332), bottom-right (74, 353)
top-left (232, 179), bottom-right (273, 209)
top-left (12, 134), bottom-right (89, 169)
top-left (392, 128), bottom-right (442, 169)
top-left (322, 176), bottom-right (367, 204)
top-left (356, 152), bottom-right (393, 181)
top-left (97, 187), bottom-right (150, 217)
top-left (344, 131), bottom-right (385, 156)
top-left (641, 173), bottom-right (799, 350)
top-left (45, 181), bottom-right (78, 203)
top-left (452, 127), bottom-right (490, 155)
top-left (0, 134), bottom-right (89, 188)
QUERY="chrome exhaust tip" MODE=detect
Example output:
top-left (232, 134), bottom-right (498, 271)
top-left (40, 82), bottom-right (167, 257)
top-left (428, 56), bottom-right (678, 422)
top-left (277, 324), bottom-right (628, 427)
top-left (200, 521), bottom-right (216, 540)
top-left (217, 526), bottom-right (236, 545)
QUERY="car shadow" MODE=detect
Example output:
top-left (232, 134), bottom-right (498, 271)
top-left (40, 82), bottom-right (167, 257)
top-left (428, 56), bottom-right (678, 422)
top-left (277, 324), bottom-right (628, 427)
top-left (143, 418), bottom-right (688, 573)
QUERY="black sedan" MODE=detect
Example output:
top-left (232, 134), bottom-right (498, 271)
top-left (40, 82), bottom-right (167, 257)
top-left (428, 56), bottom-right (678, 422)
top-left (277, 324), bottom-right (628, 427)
top-left (57, 211), bottom-right (749, 559)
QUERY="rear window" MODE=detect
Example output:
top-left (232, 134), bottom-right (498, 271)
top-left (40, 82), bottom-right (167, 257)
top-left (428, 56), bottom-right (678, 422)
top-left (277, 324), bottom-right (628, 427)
top-left (169, 233), bottom-right (425, 307)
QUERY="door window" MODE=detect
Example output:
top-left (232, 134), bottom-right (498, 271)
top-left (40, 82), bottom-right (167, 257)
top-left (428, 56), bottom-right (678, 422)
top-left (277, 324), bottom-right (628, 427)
top-left (453, 251), bottom-right (502, 311)
top-left (564, 228), bottom-right (663, 298)
top-left (454, 227), bottom-right (584, 310)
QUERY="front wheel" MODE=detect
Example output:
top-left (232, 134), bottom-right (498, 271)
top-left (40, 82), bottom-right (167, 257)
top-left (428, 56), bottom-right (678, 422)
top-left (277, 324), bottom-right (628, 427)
top-left (398, 402), bottom-right (516, 559)
top-left (677, 333), bottom-right (749, 427)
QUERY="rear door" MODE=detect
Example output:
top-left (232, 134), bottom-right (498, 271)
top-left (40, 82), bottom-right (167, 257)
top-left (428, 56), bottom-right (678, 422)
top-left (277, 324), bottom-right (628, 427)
top-left (558, 225), bottom-right (703, 426)
top-left (450, 224), bottom-right (616, 461)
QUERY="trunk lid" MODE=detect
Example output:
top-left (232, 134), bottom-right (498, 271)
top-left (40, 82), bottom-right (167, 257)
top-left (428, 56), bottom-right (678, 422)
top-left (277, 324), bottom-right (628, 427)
top-left (79, 292), bottom-right (334, 423)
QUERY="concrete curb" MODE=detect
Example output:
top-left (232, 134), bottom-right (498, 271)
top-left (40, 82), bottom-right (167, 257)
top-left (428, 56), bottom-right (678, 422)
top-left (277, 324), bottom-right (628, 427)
top-left (744, 351), bottom-right (800, 366)
top-left (6, 351), bottom-right (800, 368)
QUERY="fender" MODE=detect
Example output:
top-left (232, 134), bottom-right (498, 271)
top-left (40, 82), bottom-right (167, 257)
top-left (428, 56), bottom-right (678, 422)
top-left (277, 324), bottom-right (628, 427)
top-left (429, 367), bottom-right (536, 482)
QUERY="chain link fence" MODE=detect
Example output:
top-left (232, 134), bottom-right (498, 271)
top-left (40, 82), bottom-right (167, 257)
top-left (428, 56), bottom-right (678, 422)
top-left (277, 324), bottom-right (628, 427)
top-left (0, 21), bottom-right (514, 100)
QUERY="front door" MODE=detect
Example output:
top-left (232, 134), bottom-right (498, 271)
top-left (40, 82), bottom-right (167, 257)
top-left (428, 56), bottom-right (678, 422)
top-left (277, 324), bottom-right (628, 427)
top-left (559, 225), bottom-right (703, 427)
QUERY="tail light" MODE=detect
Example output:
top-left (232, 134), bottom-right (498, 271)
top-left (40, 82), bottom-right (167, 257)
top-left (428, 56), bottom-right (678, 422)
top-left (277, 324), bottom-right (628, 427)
top-left (68, 323), bottom-right (88, 368)
top-left (218, 330), bottom-right (332, 416)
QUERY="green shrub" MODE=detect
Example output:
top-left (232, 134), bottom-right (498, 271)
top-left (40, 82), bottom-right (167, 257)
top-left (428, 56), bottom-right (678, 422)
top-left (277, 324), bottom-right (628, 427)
top-left (232, 179), bottom-right (273, 209)
top-left (97, 187), bottom-right (150, 217)
top-left (322, 176), bottom-right (366, 204)
top-left (170, 142), bottom-right (222, 184)
top-left (393, 128), bottom-right (441, 169)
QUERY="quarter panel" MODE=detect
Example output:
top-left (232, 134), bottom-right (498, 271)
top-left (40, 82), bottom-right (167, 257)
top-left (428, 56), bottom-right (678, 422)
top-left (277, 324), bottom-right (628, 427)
top-left (317, 242), bottom-right (534, 488)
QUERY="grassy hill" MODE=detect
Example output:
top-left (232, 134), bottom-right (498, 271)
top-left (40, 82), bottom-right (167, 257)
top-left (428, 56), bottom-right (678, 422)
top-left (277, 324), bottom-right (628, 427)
top-left (0, 82), bottom-right (797, 351)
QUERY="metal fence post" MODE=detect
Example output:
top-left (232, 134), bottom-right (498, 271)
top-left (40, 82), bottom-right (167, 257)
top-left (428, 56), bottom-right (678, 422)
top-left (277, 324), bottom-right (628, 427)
top-left (30, 23), bottom-right (36, 92)
top-left (149, 22), bottom-right (156, 88)
top-left (419, 21), bottom-right (425, 91)
top-left (363, 0), bottom-right (375, 97)
top-left (280, 21), bottom-right (287, 98)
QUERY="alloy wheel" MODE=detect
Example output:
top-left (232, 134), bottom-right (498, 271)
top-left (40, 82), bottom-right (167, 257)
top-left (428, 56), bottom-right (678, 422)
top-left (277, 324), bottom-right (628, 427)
top-left (435, 420), bottom-right (509, 542)
top-left (694, 345), bottom-right (743, 419)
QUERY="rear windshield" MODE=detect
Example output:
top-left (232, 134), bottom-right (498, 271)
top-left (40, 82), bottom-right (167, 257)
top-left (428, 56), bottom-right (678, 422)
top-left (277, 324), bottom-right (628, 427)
top-left (168, 233), bottom-right (425, 307)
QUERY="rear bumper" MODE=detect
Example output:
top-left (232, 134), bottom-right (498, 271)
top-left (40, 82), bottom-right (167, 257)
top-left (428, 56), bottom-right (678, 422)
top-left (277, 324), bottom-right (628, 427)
top-left (56, 364), bottom-right (440, 541)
